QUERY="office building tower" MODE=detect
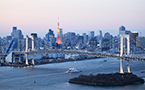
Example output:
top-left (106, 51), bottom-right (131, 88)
top-left (136, 37), bottom-right (145, 49)
top-left (119, 26), bottom-right (126, 35)
top-left (18, 39), bottom-right (25, 51)
top-left (89, 38), bottom-right (97, 48)
top-left (78, 36), bottom-right (84, 44)
top-left (11, 27), bottom-right (23, 39)
top-left (0, 39), bottom-right (2, 53)
top-left (83, 33), bottom-right (87, 44)
top-left (102, 38), bottom-right (110, 51)
top-left (90, 31), bottom-right (94, 39)
top-left (45, 29), bottom-right (55, 46)
top-left (104, 32), bottom-right (111, 39)
top-left (6, 36), bottom-right (12, 41)
top-left (104, 32), bottom-right (113, 49)
top-left (97, 30), bottom-right (102, 48)
top-left (59, 28), bottom-right (63, 43)
top-left (45, 29), bottom-right (55, 41)
top-left (31, 33), bottom-right (38, 50)
top-left (131, 31), bottom-right (138, 46)
top-left (31, 33), bottom-right (37, 38)
top-left (113, 36), bottom-right (120, 49)
top-left (11, 27), bottom-right (17, 37)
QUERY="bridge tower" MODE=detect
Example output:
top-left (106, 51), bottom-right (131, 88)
top-left (120, 34), bottom-right (130, 73)
top-left (56, 18), bottom-right (62, 44)
top-left (25, 36), bottom-right (35, 65)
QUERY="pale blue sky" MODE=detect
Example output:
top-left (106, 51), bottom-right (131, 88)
top-left (0, 0), bottom-right (145, 37)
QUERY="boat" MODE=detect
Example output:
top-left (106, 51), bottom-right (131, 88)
top-left (141, 71), bottom-right (144, 73)
top-left (67, 68), bottom-right (81, 73)
top-left (104, 60), bottom-right (107, 62)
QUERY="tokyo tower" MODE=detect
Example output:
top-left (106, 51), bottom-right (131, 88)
top-left (56, 18), bottom-right (62, 44)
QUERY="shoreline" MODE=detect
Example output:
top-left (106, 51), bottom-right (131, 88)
top-left (1, 57), bottom-right (102, 67)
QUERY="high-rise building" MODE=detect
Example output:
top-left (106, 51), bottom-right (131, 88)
top-left (119, 26), bottom-right (126, 35)
top-left (113, 36), bottom-right (120, 49)
top-left (45, 29), bottom-right (55, 46)
top-left (63, 32), bottom-right (76, 48)
top-left (0, 38), bottom-right (2, 53)
top-left (104, 32), bottom-right (111, 39)
top-left (78, 36), bottom-right (84, 44)
top-left (131, 31), bottom-right (138, 46)
top-left (97, 30), bottom-right (102, 48)
top-left (90, 31), bottom-right (94, 39)
top-left (59, 28), bottom-right (63, 43)
top-left (31, 33), bottom-right (37, 38)
top-left (104, 32), bottom-right (113, 49)
top-left (18, 39), bottom-right (25, 51)
top-left (83, 33), bottom-right (87, 44)
top-left (11, 27), bottom-right (23, 39)
top-left (136, 37), bottom-right (145, 49)
top-left (119, 26), bottom-right (125, 31)
top-left (31, 33), bottom-right (38, 50)
top-left (11, 27), bottom-right (17, 37)
top-left (6, 36), bottom-right (12, 41)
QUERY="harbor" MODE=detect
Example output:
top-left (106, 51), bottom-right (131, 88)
top-left (0, 57), bottom-right (145, 90)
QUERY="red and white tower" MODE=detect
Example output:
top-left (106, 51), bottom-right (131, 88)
top-left (56, 18), bottom-right (62, 44)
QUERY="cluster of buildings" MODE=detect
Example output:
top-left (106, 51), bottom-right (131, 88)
top-left (0, 26), bottom-right (145, 55)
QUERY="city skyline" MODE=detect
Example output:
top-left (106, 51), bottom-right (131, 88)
top-left (0, 0), bottom-right (145, 37)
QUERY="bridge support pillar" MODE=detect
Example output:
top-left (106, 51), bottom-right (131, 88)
top-left (31, 37), bottom-right (35, 51)
top-left (32, 54), bottom-right (35, 65)
top-left (25, 54), bottom-right (29, 65)
top-left (120, 59), bottom-right (124, 73)
top-left (19, 55), bottom-right (21, 62)
top-left (127, 60), bottom-right (130, 73)
top-left (25, 36), bottom-right (29, 52)
top-left (12, 54), bottom-right (15, 63)
top-left (120, 35), bottom-right (124, 57)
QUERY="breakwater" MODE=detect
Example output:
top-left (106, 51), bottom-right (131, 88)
top-left (69, 73), bottom-right (144, 86)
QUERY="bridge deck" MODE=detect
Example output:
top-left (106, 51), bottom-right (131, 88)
top-left (11, 50), bottom-right (145, 61)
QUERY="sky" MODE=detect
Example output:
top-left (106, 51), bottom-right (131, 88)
top-left (0, 0), bottom-right (145, 38)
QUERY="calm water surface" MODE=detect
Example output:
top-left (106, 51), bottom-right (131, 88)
top-left (0, 58), bottom-right (145, 90)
